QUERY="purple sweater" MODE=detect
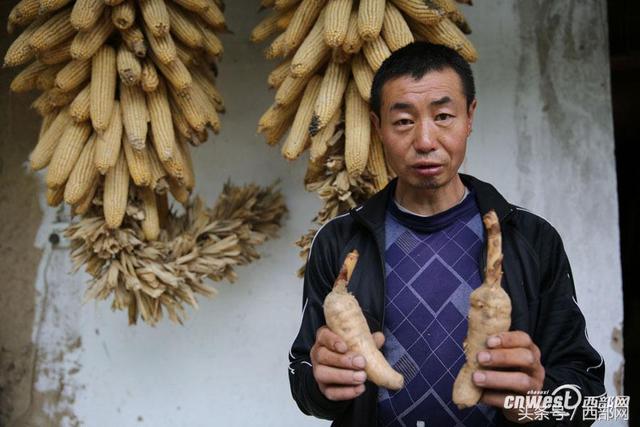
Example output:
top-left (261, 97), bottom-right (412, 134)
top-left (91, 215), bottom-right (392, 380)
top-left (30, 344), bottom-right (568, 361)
top-left (377, 187), bottom-right (497, 427)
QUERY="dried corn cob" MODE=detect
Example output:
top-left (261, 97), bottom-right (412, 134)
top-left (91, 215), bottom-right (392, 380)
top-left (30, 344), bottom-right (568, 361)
top-left (282, 75), bottom-right (322, 160)
top-left (344, 80), bottom-right (370, 176)
top-left (324, 0), bottom-right (352, 47)
top-left (382, 2), bottom-right (414, 51)
top-left (70, 0), bottom-right (106, 31)
top-left (94, 101), bottom-right (123, 174)
top-left (46, 120), bottom-right (93, 188)
top-left (103, 150), bottom-right (130, 228)
top-left (310, 60), bottom-right (350, 135)
top-left (120, 82), bottom-right (149, 150)
top-left (117, 45), bottom-right (142, 86)
top-left (90, 45), bottom-right (116, 133)
top-left (65, 133), bottom-right (99, 204)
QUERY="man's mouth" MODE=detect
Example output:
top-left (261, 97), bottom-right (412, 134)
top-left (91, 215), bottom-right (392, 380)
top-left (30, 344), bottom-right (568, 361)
top-left (411, 162), bottom-right (444, 176)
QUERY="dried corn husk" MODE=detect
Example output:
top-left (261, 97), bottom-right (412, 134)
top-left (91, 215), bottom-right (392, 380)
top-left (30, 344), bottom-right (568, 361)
top-left (65, 181), bottom-right (287, 325)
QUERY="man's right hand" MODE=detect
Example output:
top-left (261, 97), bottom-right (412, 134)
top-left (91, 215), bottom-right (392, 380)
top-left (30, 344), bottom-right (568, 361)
top-left (310, 325), bottom-right (385, 401)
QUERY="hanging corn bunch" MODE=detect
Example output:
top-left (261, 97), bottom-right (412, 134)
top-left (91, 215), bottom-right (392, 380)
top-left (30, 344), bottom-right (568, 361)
top-left (4, 0), bottom-right (228, 239)
top-left (65, 181), bottom-right (287, 325)
top-left (251, 0), bottom-right (476, 275)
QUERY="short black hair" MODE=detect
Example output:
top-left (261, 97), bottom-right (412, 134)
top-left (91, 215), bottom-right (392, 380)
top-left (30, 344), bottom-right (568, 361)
top-left (370, 42), bottom-right (476, 117)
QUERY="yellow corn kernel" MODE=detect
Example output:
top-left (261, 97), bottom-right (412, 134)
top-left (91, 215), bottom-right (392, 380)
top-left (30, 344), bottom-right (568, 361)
top-left (291, 9), bottom-right (329, 78)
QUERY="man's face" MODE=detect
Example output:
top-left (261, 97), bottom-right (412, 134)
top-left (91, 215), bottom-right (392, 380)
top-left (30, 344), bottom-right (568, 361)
top-left (371, 68), bottom-right (477, 191)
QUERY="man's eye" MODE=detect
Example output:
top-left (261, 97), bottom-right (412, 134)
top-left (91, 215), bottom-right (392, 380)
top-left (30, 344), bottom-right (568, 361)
top-left (394, 119), bottom-right (413, 126)
top-left (435, 113), bottom-right (453, 121)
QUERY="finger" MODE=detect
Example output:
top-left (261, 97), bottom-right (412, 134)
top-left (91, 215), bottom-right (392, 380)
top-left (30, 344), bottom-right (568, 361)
top-left (316, 347), bottom-right (367, 370)
top-left (315, 364), bottom-right (367, 386)
top-left (487, 331), bottom-right (533, 349)
top-left (321, 384), bottom-right (366, 401)
top-left (477, 348), bottom-right (539, 371)
top-left (472, 370), bottom-right (535, 394)
top-left (479, 390), bottom-right (509, 408)
top-left (372, 332), bottom-right (385, 349)
top-left (316, 326), bottom-right (348, 353)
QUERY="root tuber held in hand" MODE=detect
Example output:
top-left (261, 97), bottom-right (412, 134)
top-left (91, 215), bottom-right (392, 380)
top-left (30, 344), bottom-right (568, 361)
top-left (452, 209), bottom-right (512, 408)
top-left (323, 250), bottom-right (405, 390)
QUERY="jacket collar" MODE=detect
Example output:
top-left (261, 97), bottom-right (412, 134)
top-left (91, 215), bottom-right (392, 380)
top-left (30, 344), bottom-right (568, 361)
top-left (350, 173), bottom-right (515, 231)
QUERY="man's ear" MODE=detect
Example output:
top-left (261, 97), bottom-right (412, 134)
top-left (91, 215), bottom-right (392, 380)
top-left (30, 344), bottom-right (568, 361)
top-left (370, 111), bottom-right (381, 138)
top-left (467, 98), bottom-right (477, 135)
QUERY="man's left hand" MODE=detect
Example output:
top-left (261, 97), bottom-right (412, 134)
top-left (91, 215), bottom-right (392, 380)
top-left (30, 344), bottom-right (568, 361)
top-left (471, 330), bottom-right (546, 423)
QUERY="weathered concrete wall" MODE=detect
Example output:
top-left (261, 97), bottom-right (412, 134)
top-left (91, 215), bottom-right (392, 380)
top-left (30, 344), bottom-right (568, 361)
top-left (1, 0), bottom-right (623, 426)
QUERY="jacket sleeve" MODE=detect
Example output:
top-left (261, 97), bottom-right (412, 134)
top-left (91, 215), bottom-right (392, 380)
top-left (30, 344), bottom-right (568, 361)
top-left (530, 223), bottom-right (606, 426)
top-left (287, 223), bottom-right (353, 420)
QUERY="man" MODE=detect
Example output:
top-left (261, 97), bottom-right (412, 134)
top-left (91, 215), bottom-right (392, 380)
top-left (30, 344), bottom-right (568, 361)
top-left (288, 42), bottom-right (605, 426)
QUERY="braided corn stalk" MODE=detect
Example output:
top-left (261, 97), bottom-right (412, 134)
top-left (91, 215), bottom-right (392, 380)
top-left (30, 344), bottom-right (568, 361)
top-left (251, 0), bottom-right (476, 273)
top-left (4, 0), bottom-right (228, 232)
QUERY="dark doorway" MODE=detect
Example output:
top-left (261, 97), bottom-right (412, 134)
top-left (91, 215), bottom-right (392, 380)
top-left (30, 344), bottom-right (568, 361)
top-left (608, 0), bottom-right (639, 423)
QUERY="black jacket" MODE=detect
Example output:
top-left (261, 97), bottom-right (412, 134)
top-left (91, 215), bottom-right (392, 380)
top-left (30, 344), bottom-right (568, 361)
top-left (288, 173), bottom-right (606, 426)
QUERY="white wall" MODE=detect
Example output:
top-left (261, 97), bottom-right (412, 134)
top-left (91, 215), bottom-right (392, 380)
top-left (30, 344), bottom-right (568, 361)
top-left (25, 1), bottom-right (624, 426)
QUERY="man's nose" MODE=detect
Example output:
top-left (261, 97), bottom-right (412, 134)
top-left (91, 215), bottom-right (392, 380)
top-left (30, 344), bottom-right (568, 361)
top-left (414, 121), bottom-right (438, 153)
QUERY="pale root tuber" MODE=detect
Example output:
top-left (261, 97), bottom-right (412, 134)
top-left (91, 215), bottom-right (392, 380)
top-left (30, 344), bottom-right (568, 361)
top-left (323, 250), bottom-right (404, 391)
top-left (452, 209), bottom-right (512, 408)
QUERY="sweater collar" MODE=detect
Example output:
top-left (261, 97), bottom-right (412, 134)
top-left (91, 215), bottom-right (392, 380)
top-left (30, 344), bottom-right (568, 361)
top-left (350, 173), bottom-right (515, 231)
